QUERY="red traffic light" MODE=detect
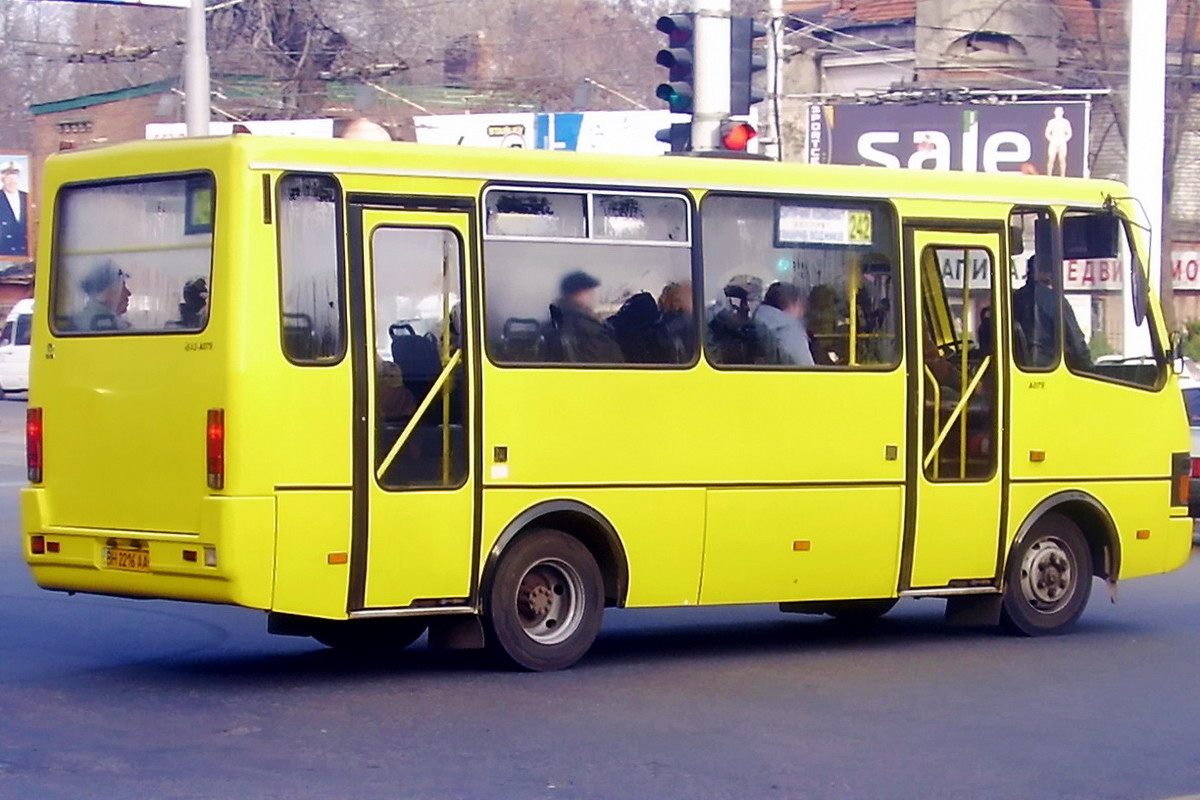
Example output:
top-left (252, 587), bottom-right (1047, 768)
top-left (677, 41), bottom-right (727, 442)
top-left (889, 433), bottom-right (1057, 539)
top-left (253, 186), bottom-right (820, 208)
top-left (656, 13), bottom-right (695, 47)
top-left (720, 121), bottom-right (757, 151)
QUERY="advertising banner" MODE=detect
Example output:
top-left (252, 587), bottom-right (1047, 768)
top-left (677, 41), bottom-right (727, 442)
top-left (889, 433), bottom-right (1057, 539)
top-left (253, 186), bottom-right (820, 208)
top-left (415, 109), bottom-right (744, 156)
top-left (808, 101), bottom-right (1089, 177)
top-left (0, 153), bottom-right (31, 260)
top-left (33, 0), bottom-right (190, 7)
top-left (146, 119), bottom-right (335, 139)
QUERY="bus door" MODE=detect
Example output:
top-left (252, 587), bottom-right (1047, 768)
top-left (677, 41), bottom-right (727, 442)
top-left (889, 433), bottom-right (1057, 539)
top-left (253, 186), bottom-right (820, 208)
top-left (348, 204), bottom-right (476, 612)
top-left (902, 228), bottom-right (1006, 590)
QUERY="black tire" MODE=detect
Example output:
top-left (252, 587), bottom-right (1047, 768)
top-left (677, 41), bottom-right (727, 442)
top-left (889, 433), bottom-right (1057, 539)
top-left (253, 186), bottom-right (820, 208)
top-left (484, 528), bottom-right (604, 671)
top-left (312, 617), bottom-right (427, 653)
top-left (1001, 513), bottom-right (1093, 636)
top-left (824, 598), bottom-right (898, 622)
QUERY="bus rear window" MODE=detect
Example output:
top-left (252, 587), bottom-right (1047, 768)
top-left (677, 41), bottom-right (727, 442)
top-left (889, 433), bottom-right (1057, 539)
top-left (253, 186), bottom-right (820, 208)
top-left (52, 175), bottom-right (214, 335)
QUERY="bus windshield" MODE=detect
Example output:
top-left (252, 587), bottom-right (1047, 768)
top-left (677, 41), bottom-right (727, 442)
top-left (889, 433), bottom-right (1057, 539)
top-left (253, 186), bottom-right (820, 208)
top-left (52, 174), bottom-right (214, 335)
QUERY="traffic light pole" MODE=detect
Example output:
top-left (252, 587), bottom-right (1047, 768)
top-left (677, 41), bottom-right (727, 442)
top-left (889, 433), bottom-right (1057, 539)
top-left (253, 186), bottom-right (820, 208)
top-left (185, 0), bottom-right (211, 136)
top-left (691, 0), bottom-right (731, 152)
top-left (762, 0), bottom-right (785, 160)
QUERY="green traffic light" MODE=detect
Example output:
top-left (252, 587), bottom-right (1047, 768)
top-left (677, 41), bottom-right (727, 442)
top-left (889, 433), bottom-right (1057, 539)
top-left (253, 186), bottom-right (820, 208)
top-left (656, 82), bottom-right (693, 113)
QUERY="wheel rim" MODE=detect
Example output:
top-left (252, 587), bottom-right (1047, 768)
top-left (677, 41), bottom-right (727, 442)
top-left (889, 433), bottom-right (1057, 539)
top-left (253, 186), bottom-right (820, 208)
top-left (1018, 535), bottom-right (1077, 614)
top-left (514, 557), bottom-right (585, 646)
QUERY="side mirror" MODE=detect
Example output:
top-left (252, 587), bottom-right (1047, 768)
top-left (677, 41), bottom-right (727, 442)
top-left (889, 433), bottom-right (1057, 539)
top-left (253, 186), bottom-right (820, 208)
top-left (1170, 331), bottom-right (1185, 376)
top-left (1131, 259), bottom-right (1149, 327)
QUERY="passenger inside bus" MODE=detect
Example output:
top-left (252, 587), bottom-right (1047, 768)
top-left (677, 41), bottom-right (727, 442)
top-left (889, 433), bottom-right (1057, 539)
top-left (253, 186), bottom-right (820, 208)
top-left (806, 284), bottom-right (840, 365)
top-left (707, 275), bottom-right (761, 365)
top-left (753, 282), bottom-right (814, 367)
top-left (549, 270), bottom-right (624, 364)
top-left (605, 281), bottom-right (696, 364)
top-left (658, 281), bottom-right (695, 362)
top-left (177, 277), bottom-right (208, 329)
top-left (1012, 255), bottom-right (1092, 369)
top-left (74, 260), bottom-right (132, 332)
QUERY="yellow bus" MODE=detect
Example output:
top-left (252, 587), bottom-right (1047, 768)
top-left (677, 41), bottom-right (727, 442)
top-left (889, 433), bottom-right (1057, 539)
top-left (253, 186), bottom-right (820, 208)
top-left (23, 135), bottom-right (1193, 670)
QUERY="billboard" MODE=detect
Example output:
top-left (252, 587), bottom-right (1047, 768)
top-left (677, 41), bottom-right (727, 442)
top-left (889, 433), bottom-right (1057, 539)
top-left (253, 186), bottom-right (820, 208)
top-left (34, 1), bottom-right (190, 6)
top-left (0, 153), bottom-right (31, 260)
top-left (414, 110), bottom-right (747, 156)
top-left (146, 119), bottom-right (335, 139)
top-left (808, 101), bottom-right (1089, 177)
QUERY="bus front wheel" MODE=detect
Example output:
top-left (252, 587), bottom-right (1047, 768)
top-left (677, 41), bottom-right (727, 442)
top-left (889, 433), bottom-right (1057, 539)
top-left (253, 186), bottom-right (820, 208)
top-left (1001, 513), bottom-right (1093, 636)
top-left (485, 528), bottom-right (604, 671)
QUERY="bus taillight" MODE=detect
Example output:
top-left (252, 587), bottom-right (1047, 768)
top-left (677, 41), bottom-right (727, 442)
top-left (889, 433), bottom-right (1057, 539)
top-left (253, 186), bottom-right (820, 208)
top-left (206, 409), bottom-right (225, 490)
top-left (27, 407), bottom-right (42, 484)
top-left (1190, 457), bottom-right (1200, 479)
top-left (1172, 452), bottom-right (1191, 508)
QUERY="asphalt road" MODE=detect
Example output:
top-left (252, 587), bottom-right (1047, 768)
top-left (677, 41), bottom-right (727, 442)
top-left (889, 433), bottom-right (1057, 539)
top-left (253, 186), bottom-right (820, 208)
top-left (0, 397), bottom-right (1198, 800)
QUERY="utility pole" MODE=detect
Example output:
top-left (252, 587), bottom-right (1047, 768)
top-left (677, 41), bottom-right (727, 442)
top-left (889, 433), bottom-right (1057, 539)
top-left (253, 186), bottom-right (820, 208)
top-left (1126, 0), bottom-right (1166, 295)
top-left (692, 0), bottom-right (731, 152)
top-left (762, 0), bottom-right (785, 160)
top-left (184, 0), bottom-right (211, 136)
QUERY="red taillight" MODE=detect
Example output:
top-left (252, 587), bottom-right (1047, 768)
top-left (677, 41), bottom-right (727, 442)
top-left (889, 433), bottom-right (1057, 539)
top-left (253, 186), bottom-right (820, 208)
top-left (1190, 457), bottom-right (1200, 479)
top-left (26, 407), bottom-right (42, 483)
top-left (30, 535), bottom-right (44, 555)
top-left (206, 409), bottom-right (224, 490)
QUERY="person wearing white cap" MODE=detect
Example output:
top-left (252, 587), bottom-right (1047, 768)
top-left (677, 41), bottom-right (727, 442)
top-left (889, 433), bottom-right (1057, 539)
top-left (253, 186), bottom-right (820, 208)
top-left (0, 162), bottom-right (27, 257)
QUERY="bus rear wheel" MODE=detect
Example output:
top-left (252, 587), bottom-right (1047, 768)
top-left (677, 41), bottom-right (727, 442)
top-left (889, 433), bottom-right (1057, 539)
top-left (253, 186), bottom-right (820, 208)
top-left (485, 528), bottom-right (604, 671)
top-left (1001, 514), bottom-right (1092, 636)
top-left (312, 618), bottom-right (428, 653)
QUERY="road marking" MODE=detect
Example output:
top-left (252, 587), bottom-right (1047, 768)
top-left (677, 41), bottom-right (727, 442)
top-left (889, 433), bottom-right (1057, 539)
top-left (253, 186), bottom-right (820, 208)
top-left (0, 481), bottom-right (28, 487)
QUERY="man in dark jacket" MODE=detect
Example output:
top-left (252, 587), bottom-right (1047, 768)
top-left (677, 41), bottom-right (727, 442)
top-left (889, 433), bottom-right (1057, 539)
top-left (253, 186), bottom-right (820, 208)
top-left (1012, 255), bottom-right (1091, 369)
top-left (551, 271), bottom-right (624, 364)
top-left (0, 162), bottom-right (28, 257)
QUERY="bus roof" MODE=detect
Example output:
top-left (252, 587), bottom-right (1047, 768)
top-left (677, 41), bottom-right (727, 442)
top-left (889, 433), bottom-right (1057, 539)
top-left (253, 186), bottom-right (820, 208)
top-left (44, 134), bottom-right (1128, 209)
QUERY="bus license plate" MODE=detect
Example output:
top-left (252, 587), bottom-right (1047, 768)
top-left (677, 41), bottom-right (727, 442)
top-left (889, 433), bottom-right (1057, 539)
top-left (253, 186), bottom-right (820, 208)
top-left (105, 547), bottom-right (150, 573)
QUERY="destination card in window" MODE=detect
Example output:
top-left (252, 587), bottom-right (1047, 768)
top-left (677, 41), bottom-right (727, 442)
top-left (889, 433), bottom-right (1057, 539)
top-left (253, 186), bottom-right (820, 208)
top-left (776, 204), bottom-right (873, 247)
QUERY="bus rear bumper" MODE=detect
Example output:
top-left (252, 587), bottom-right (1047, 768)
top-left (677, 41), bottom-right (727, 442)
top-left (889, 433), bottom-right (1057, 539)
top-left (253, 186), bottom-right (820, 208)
top-left (21, 489), bottom-right (276, 609)
top-left (1163, 515), bottom-right (1195, 575)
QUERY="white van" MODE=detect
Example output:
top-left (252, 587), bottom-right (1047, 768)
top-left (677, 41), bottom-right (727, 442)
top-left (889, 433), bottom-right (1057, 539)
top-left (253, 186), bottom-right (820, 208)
top-left (0, 298), bottom-right (33, 395)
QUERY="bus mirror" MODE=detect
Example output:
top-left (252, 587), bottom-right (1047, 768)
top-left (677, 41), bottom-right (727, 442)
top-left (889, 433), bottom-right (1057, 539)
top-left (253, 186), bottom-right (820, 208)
top-left (1170, 331), bottom-right (1186, 375)
top-left (1062, 212), bottom-right (1120, 260)
top-left (1131, 259), bottom-right (1149, 328)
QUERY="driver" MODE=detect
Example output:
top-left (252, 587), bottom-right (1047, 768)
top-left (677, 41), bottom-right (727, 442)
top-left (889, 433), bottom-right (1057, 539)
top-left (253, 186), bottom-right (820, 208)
top-left (1012, 255), bottom-right (1091, 369)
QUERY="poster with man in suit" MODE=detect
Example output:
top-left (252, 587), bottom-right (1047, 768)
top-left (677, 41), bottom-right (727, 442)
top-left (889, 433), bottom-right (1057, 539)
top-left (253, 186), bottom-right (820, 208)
top-left (0, 155), bottom-right (30, 259)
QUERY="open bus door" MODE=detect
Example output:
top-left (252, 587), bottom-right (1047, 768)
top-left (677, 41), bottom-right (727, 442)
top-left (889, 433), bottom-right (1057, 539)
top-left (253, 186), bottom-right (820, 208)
top-left (902, 227), bottom-right (1007, 591)
top-left (347, 203), bottom-right (477, 613)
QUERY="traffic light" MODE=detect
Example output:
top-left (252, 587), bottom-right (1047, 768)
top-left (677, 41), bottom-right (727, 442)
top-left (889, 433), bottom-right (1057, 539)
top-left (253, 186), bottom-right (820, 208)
top-left (719, 119), bottom-right (757, 152)
top-left (655, 13), bottom-right (696, 114)
top-left (656, 122), bottom-right (691, 154)
top-left (729, 16), bottom-right (767, 116)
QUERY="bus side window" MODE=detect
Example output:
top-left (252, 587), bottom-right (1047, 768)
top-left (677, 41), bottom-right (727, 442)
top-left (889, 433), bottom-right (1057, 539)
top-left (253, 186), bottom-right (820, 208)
top-left (278, 174), bottom-right (345, 364)
top-left (701, 194), bottom-right (900, 369)
top-left (0, 321), bottom-right (12, 347)
top-left (1061, 208), bottom-right (1162, 388)
top-left (1009, 208), bottom-right (1059, 370)
top-left (483, 189), bottom-right (695, 367)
